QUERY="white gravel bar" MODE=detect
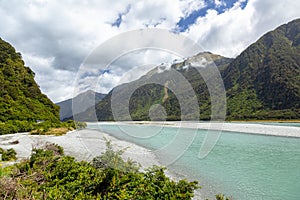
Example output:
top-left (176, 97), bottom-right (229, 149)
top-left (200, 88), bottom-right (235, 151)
top-left (112, 121), bottom-right (300, 138)
top-left (0, 129), bottom-right (160, 169)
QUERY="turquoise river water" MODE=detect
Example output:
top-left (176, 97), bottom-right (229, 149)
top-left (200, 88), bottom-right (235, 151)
top-left (87, 123), bottom-right (300, 200)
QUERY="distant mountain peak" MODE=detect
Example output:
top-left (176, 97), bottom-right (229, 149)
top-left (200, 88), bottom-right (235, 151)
top-left (154, 52), bottom-right (232, 74)
top-left (56, 90), bottom-right (106, 121)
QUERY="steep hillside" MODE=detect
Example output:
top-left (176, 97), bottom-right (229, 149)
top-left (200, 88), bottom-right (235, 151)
top-left (0, 38), bottom-right (60, 133)
top-left (56, 90), bottom-right (106, 121)
top-left (223, 18), bottom-right (300, 119)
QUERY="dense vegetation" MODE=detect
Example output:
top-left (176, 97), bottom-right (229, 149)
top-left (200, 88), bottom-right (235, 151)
top-left (0, 38), bottom-right (63, 134)
top-left (76, 19), bottom-right (300, 121)
top-left (0, 120), bottom-right (87, 135)
top-left (0, 38), bottom-right (87, 135)
top-left (0, 142), bottom-right (201, 199)
top-left (223, 18), bottom-right (300, 120)
top-left (0, 148), bottom-right (17, 161)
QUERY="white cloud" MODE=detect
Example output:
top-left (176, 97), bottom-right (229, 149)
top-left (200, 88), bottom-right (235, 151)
top-left (76, 49), bottom-right (180, 95)
top-left (119, 0), bottom-right (190, 30)
top-left (186, 0), bottom-right (300, 57)
top-left (24, 53), bottom-right (76, 103)
top-left (0, 0), bottom-right (192, 102)
top-left (214, 0), bottom-right (225, 8)
top-left (180, 0), bottom-right (206, 17)
top-left (0, 0), bottom-right (300, 102)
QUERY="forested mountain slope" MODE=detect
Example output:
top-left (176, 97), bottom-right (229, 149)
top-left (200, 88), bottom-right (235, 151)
top-left (0, 38), bottom-right (60, 133)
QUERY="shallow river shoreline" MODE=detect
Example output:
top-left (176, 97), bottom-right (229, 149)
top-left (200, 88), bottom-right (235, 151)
top-left (103, 121), bottom-right (300, 138)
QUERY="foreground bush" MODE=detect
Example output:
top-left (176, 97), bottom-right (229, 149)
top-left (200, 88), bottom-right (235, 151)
top-left (0, 142), bottom-right (199, 199)
top-left (0, 148), bottom-right (17, 161)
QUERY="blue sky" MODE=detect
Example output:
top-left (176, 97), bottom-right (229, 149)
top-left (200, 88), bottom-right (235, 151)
top-left (112, 4), bottom-right (132, 27)
top-left (176, 0), bottom-right (248, 32)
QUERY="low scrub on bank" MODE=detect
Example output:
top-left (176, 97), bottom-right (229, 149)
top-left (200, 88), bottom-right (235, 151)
top-left (0, 142), bottom-right (199, 199)
top-left (0, 148), bottom-right (17, 161)
top-left (0, 120), bottom-right (86, 135)
top-left (30, 121), bottom-right (78, 136)
top-left (0, 142), bottom-right (232, 199)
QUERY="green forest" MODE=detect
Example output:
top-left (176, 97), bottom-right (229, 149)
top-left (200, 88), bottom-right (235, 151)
top-left (0, 38), bottom-right (84, 135)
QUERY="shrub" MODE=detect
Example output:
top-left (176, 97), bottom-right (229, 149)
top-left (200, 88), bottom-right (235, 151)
top-left (0, 148), bottom-right (17, 161)
top-left (92, 138), bottom-right (141, 173)
top-left (216, 194), bottom-right (232, 200)
top-left (30, 120), bottom-right (85, 136)
top-left (0, 119), bottom-right (85, 136)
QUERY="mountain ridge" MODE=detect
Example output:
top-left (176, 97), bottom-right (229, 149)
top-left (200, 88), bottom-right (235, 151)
top-left (74, 52), bottom-right (233, 121)
top-left (74, 18), bottom-right (300, 121)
